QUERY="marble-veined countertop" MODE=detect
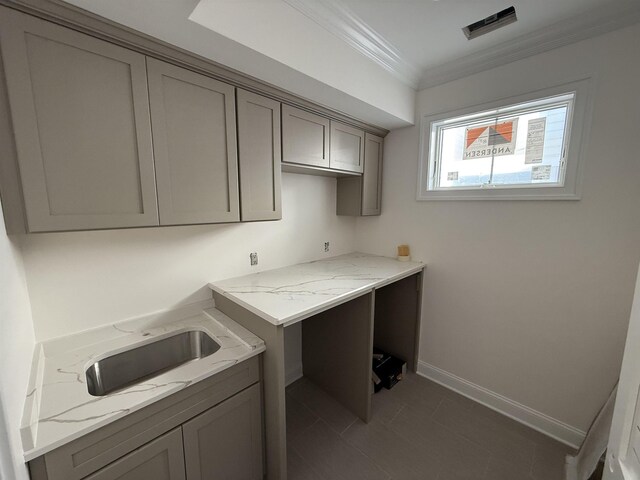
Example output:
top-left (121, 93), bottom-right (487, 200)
top-left (209, 252), bottom-right (425, 326)
top-left (20, 301), bottom-right (264, 461)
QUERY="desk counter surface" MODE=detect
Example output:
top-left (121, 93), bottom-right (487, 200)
top-left (209, 252), bottom-right (424, 327)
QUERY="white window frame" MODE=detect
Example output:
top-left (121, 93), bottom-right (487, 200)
top-left (417, 79), bottom-right (593, 201)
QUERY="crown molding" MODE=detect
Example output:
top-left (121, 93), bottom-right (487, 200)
top-left (419, 3), bottom-right (640, 90)
top-left (283, 0), bottom-right (420, 88)
top-left (0, 0), bottom-right (390, 136)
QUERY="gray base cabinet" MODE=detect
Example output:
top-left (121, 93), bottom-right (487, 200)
top-left (28, 357), bottom-right (263, 480)
top-left (84, 428), bottom-right (186, 480)
top-left (183, 384), bottom-right (263, 480)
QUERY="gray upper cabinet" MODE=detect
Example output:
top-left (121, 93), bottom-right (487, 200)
top-left (84, 428), bottom-right (186, 480)
top-left (183, 383), bottom-right (263, 480)
top-left (330, 121), bottom-right (364, 173)
top-left (0, 9), bottom-right (159, 232)
top-left (362, 133), bottom-right (383, 215)
top-left (336, 133), bottom-right (383, 216)
top-left (0, 8), bottom-right (387, 233)
top-left (147, 58), bottom-right (239, 225)
top-left (282, 104), bottom-right (330, 168)
top-left (237, 89), bottom-right (282, 221)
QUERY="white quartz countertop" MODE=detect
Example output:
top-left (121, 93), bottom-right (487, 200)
top-left (209, 252), bottom-right (424, 326)
top-left (20, 301), bottom-right (265, 461)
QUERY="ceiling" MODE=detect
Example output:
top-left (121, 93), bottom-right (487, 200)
top-left (344, 0), bottom-right (640, 86)
top-left (62, 0), bottom-right (640, 129)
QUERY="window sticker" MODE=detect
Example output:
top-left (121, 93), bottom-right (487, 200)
top-left (447, 172), bottom-right (459, 181)
top-left (531, 165), bottom-right (551, 181)
top-left (463, 119), bottom-right (518, 160)
top-left (525, 118), bottom-right (546, 164)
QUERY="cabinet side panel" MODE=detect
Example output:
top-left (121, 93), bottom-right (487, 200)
top-left (0, 37), bottom-right (26, 233)
top-left (302, 293), bottom-right (374, 422)
top-left (373, 273), bottom-right (420, 372)
top-left (213, 293), bottom-right (287, 480)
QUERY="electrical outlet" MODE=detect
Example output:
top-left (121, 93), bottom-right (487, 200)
top-left (324, 242), bottom-right (330, 252)
top-left (250, 252), bottom-right (258, 266)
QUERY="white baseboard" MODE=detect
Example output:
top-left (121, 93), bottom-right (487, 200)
top-left (417, 360), bottom-right (586, 449)
top-left (285, 363), bottom-right (304, 387)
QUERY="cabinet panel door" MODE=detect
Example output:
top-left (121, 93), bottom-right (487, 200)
top-left (147, 58), bottom-right (239, 225)
top-left (362, 133), bottom-right (383, 216)
top-left (237, 89), bottom-right (282, 221)
top-left (183, 383), bottom-right (263, 480)
top-left (84, 428), bottom-right (185, 480)
top-left (282, 104), bottom-right (330, 168)
top-left (0, 8), bottom-right (158, 232)
top-left (330, 121), bottom-right (364, 173)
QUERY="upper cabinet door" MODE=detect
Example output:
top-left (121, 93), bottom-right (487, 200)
top-left (0, 9), bottom-right (159, 232)
top-left (147, 58), bottom-right (239, 225)
top-left (330, 121), bottom-right (364, 173)
top-left (282, 105), bottom-right (330, 168)
top-left (362, 133), bottom-right (383, 216)
top-left (237, 89), bottom-right (282, 222)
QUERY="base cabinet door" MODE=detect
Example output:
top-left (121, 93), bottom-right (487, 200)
top-left (183, 384), bottom-right (263, 480)
top-left (0, 8), bottom-right (159, 232)
top-left (147, 57), bottom-right (239, 225)
top-left (84, 428), bottom-right (186, 480)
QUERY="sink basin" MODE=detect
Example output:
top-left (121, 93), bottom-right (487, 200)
top-left (86, 330), bottom-right (221, 396)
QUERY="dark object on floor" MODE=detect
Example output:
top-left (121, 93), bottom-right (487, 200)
top-left (372, 347), bottom-right (406, 392)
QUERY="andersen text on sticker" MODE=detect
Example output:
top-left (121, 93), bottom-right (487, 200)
top-left (463, 119), bottom-right (518, 160)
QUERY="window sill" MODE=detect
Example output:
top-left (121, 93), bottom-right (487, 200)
top-left (417, 188), bottom-right (581, 201)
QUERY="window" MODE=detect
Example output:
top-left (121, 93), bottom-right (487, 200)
top-left (417, 80), bottom-right (592, 200)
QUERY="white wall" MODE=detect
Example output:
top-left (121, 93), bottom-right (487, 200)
top-left (189, 0), bottom-right (416, 125)
top-left (356, 24), bottom-right (640, 434)
top-left (19, 173), bottom-right (357, 342)
top-left (0, 198), bottom-right (35, 480)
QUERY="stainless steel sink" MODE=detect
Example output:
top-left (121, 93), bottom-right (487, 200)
top-left (86, 330), bottom-right (221, 396)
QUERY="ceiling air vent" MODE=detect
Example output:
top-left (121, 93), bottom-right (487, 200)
top-left (463, 6), bottom-right (517, 40)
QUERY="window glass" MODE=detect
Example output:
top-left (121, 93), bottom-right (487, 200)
top-left (428, 94), bottom-right (574, 191)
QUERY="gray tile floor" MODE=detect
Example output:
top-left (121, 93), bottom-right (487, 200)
top-left (286, 373), bottom-right (575, 480)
